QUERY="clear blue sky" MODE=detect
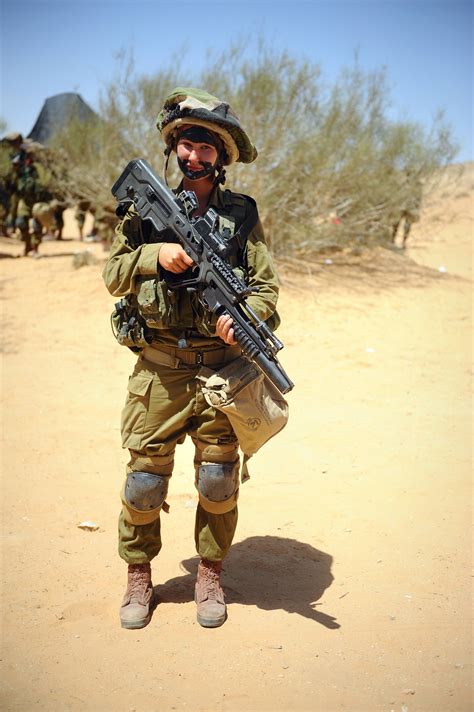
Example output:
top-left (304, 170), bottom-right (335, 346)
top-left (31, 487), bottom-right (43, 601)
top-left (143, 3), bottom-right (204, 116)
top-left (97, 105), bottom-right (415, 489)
top-left (1, 0), bottom-right (472, 161)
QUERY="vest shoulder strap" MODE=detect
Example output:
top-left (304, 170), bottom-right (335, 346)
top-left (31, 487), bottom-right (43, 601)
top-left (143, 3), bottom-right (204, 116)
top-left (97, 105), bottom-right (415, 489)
top-left (222, 189), bottom-right (259, 251)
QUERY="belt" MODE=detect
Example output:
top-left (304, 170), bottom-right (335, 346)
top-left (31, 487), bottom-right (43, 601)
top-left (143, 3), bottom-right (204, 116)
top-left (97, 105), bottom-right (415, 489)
top-left (141, 343), bottom-right (241, 369)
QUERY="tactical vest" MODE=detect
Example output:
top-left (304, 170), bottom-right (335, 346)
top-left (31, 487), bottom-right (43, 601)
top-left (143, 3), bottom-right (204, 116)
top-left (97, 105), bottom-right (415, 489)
top-left (112, 189), bottom-right (259, 348)
top-left (119, 188), bottom-right (257, 267)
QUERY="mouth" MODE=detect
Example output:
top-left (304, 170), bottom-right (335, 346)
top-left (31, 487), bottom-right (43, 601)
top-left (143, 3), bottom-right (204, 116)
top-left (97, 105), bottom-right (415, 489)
top-left (186, 159), bottom-right (213, 170)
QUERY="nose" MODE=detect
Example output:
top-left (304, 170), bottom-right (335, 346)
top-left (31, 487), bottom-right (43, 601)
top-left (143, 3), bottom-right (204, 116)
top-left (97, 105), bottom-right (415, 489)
top-left (188, 147), bottom-right (201, 162)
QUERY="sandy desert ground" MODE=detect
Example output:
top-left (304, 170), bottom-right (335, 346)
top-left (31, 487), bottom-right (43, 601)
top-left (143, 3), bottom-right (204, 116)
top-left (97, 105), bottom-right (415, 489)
top-left (0, 164), bottom-right (472, 711)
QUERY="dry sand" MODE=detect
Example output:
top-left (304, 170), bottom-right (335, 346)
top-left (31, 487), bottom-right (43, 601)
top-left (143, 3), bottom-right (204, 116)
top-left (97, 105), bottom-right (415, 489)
top-left (1, 164), bottom-right (472, 711)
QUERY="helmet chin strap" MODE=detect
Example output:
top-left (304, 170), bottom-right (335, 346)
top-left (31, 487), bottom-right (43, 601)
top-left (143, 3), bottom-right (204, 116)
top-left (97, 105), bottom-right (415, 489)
top-left (177, 156), bottom-right (217, 180)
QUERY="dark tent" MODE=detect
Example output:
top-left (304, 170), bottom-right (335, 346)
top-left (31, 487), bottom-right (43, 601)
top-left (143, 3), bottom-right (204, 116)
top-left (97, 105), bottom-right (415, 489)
top-left (28, 92), bottom-right (98, 145)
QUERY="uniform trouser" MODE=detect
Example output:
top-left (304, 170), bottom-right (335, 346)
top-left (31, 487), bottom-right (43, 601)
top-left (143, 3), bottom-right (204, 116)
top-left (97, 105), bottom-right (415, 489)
top-left (7, 193), bottom-right (19, 228)
top-left (118, 355), bottom-right (240, 565)
top-left (16, 203), bottom-right (42, 253)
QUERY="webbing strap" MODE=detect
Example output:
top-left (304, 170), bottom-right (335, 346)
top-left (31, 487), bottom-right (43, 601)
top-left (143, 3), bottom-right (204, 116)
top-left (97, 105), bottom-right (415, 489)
top-left (222, 191), bottom-right (259, 252)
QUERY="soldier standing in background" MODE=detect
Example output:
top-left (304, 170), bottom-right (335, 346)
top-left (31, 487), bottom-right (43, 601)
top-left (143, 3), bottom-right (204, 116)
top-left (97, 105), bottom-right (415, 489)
top-left (91, 200), bottom-right (116, 247)
top-left (2, 132), bottom-right (24, 235)
top-left (0, 141), bottom-right (12, 235)
top-left (51, 198), bottom-right (68, 240)
top-left (392, 169), bottom-right (423, 248)
top-left (15, 144), bottom-right (43, 256)
top-left (74, 199), bottom-right (91, 241)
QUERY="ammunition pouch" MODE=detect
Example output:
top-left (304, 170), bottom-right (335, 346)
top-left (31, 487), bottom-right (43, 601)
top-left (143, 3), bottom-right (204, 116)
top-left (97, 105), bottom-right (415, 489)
top-left (135, 276), bottom-right (182, 329)
top-left (110, 294), bottom-right (152, 352)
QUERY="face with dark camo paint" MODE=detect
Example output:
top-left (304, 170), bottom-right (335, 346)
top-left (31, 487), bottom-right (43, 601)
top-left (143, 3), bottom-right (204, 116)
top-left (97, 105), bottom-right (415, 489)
top-left (176, 134), bottom-right (219, 181)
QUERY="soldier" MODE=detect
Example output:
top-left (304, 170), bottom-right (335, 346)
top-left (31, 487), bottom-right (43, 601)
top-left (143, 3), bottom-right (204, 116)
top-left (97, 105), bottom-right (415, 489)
top-left (1, 132), bottom-right (24, 235)
top-left (0, 142), bottom-right (12, 235)
top-left (92, 201), bottom-right (117, 246)
top-left (0, 189), bottom-right (8, 236)
top-left (14, 144), bottom-right (43, 256)
top-left (50, 198), bottom-right (68, 240)
top-left (103, 87), bottom-right (282, 630)
top-left (392, 169), bottom-right (423, 248)
top-left (74, 199), bottom-right (91, 241)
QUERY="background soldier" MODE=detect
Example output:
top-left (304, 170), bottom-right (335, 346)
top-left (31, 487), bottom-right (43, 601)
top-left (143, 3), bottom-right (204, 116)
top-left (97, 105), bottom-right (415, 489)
top-left (1, 132), bottom-right (24, 235)
top-left (92, 200), bottom-right (116, 246)
top-left (51, 198), bottom-right (68, 240)
top-left (74, 198), bottom-right (91, 241)
top-left (14, 143), bottom-right (51, 256)
top-left (0, 143), bottom-right (12, 235)
top-left (392, 169), bottom-right (423, 248)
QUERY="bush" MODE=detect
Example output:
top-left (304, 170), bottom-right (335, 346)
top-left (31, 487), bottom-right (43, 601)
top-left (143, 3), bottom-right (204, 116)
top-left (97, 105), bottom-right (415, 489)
top-left (49, 40), bottom-right (458, 254)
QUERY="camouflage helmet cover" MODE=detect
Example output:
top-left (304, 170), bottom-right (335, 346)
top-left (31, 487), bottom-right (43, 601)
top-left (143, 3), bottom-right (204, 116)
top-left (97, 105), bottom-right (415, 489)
top-left (156, 87), bottom-right (257, 165)
top-left (4, 131), bottom-right (23, 143)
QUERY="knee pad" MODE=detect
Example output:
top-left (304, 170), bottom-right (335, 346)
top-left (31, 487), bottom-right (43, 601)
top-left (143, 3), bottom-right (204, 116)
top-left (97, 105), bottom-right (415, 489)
top-left (121, 471), bottom-right (169, 526)
top-left (196, 462), bottom-right (239, 515)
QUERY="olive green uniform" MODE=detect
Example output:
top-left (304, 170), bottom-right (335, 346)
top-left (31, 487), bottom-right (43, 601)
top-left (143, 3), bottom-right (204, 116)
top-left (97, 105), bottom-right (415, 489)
top-left (391, 174), bottom-right (423, 246)
top-left (16, 161), bottom-right (43, 254)
top-left (103, 183), bottom-right (280, 564)
top-left (75, 199), bottom-right (91, 239)
top-left (0, 136), bottom-right (23, 232)
top-left (93, 201), bottom-right (117, 245)
top-left (0, 144), bottom-right (13, 234)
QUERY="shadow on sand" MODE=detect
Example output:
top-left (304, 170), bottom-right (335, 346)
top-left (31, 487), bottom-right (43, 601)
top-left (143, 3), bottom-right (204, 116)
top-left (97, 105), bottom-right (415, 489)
top-left (153, 535), bottom-right (340, 629)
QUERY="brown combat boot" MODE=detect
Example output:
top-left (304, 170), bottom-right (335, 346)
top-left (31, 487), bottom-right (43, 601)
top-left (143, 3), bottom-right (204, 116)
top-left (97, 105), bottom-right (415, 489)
top-left (120, 563), bottom-right (153, 630)
top-left (194, 558), bottom-right (227, 628)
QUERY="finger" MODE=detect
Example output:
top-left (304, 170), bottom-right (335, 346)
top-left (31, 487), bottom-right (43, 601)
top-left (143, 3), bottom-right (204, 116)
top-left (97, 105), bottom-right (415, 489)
top-left (166, 259), bottom-right (181, 273)
top-left (224, 324), bottom-right (236, 344)
top-left (217, 314), bottom-right (232, 328)
top-left (215, 320), bottom-right (227, 340)
top-left (175, 246), bottom-right (193, 266)
top-left (170, 256), bottom-right (191, 272)
top-left (220, 320), bottom-right (232, 338)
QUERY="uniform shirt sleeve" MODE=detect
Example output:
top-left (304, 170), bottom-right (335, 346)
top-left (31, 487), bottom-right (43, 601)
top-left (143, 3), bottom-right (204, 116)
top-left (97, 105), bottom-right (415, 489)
top-left (244, 217), bottom-right (280, 322)
top-left (102, 211), bottom-right (164, 296)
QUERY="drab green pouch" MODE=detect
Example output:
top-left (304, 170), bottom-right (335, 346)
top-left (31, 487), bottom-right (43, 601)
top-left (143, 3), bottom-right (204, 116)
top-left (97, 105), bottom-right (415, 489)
top-left (197, 356), bottom-right (289, 481)
top-left (136, 278), bottom-right (178, 328)
top-left (110, 296), bottom-right (151, 350)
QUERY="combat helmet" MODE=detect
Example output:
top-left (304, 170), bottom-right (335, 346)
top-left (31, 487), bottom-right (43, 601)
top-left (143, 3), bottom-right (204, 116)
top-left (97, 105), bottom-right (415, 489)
top-left (4, 131), bottom-right (23, 143)
top-left (157, 87), bottom-right (257, 166)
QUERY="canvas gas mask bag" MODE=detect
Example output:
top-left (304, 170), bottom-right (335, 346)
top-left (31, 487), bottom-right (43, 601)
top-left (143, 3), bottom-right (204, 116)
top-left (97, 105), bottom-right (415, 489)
top-left (197, 357), bottom-right (289, 482)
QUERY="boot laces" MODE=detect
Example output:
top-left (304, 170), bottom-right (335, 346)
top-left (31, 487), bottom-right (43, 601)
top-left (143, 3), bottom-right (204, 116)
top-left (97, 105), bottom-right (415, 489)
top-left (127, 565), bottom-right (151, 601)
top-left (200, 562), bottom-right (223, 601)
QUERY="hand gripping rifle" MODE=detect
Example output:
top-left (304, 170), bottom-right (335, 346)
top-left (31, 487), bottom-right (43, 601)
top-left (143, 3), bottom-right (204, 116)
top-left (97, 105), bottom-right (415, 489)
top-left (111, 159), bottom-right (294, 395)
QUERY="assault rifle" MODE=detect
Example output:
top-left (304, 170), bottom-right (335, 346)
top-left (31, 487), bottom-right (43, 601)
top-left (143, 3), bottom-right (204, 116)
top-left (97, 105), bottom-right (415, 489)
top-left (111, 159), bottom-right (294, 395)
